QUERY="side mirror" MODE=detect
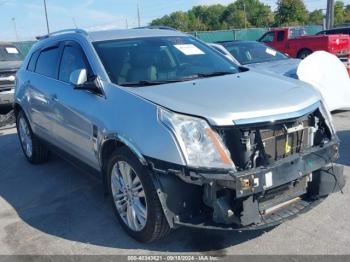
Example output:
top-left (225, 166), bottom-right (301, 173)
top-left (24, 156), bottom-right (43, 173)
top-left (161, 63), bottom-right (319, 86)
top-left (70, 69), bottom-right (101, 94)
top-left (70, 69), bottom-right (88, 86)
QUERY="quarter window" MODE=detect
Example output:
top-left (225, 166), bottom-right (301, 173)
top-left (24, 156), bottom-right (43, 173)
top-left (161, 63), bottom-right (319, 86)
top-left (35, 46), bottom-right (60, 78)
top-left (59, 45), bottom-right (90, 83)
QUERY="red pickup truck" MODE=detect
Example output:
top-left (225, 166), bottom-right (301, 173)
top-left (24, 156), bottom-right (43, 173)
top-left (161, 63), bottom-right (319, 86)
top-left (258, 28), bottom-right (350, 59)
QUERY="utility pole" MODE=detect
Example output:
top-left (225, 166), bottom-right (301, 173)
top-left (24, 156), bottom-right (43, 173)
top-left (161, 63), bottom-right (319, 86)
top-left (11, 17), bottom-right (19, 42)
top-left (125, 17), bottom-right (129, 29)
top-left (137, 3), bottom-right (141, 27)
top-left (43, 0), bottom-right (50, 34)
top-left (243, 3), bottom-right (247, 29)
top-left (72, 17), bottom-right (78, 28)
top-left (326, 0), bottom-right (335, 29)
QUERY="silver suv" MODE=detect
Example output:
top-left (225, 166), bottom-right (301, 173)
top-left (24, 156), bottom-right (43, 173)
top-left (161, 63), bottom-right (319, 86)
top-left (14, 28), bottom-right (344, 242)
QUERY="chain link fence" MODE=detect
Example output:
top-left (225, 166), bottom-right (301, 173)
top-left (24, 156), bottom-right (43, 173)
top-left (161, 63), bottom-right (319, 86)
top-left (190, 25), bottom-right (323, 42)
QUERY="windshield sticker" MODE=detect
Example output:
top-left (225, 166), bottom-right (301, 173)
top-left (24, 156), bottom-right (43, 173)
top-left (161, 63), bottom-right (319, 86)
top-left (174, 44), bottom-right (205, 55)
top-left (266, 48), bottom-right (277, 56)
top-left (5, 47), bottom-right (19, 54)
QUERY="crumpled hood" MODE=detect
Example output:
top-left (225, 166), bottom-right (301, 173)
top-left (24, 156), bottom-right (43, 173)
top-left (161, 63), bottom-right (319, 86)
top-left (0, 61), bottom-right (22, 72)
top-left (247, 59), bottom-right (301, 78)
top-left (126, 71), bottom-right (321, 126)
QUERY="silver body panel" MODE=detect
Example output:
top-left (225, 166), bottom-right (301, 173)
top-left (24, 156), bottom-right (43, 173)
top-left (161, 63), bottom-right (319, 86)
top-left (15, 29), bottom-right (323, 170)
top-left (127, 70), bottom-right (320, 126)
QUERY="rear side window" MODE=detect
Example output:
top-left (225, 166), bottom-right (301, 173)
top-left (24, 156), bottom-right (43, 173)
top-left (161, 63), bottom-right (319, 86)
top-left (59, 45), bottom-right (91, 82)
top-left (27, 50), bottom-right (40, 72)
top-left (35, 46), bottom-right (60, 78)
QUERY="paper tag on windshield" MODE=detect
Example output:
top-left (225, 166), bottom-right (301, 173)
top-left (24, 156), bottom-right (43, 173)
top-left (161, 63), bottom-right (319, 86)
top-left (266, 48), bottom-right (277, 56)
top-left (174, 44), bottom-right (205, 55)
top-left (5, 47), bottom-right (19, 54)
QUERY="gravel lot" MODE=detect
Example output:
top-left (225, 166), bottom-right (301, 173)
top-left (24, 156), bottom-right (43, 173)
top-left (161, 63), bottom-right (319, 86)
top-left (0, 111), bottom-right (349, 256)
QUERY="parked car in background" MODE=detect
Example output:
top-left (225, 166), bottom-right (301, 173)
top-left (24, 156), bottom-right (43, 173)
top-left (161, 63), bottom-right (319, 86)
top-left (0, 43), bottom-right (23, 109)
top-left (15, 28), bottom-right (344, 243)
top-left (316, 27), bottom-right (350, 75)
top-left (209, 41), bottom-right (300, 78)
top-left (317, 27), bottom-right (350, 36)
top-left (209, 41), bottom-right (350, 111)
top-left (259, 27), bottom-right (350, 58)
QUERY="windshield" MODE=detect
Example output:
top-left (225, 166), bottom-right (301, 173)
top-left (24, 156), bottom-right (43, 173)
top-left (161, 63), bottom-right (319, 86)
top-left (93, 36), bottom-right (239, 87)
top-left (222, 41), bottom-right (288, 65)
top-left (0, 45), bottom-right (23, 62)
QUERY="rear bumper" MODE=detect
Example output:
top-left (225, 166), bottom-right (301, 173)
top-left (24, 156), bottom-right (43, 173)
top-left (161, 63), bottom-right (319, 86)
top-left (0, 88), bottom-right (14, 107)
top-left (149, 141), bottom-right (345, 230)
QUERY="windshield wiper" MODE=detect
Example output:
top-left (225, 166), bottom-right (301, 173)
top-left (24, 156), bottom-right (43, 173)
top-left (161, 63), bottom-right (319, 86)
top-left (120, 78), bottom-right (195, 87)
top-left (119, 72), bottom-right (236, 87)
top-left (197, 71), bottom-right (236, 78)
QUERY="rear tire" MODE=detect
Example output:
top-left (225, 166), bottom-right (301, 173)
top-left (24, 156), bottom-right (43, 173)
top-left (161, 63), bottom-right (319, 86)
top-left (107, 147), bottom-right (170, 242)
top-left (297, 49), bottom-right (312, 59)
top-left (16, 110), bottom-right (49, 164)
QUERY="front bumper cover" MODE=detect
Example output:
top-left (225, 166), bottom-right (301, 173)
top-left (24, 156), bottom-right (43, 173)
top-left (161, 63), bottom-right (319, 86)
top-left (148, 140), bottom-right (345, 230)
top-left (0, 88), bottom-right (14, 107)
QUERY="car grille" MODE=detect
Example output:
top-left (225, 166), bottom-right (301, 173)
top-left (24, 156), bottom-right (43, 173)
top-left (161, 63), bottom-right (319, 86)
top-left (260, 118), bottom-right (312, 161)
top-left (216, 114), bottom-right (315, 170)
top-left (0, 70), bottom-right (16, 91)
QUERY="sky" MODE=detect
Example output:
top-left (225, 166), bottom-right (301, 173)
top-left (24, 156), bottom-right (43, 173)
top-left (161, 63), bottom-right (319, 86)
top-left (0, 0), bottom-right (349, 41)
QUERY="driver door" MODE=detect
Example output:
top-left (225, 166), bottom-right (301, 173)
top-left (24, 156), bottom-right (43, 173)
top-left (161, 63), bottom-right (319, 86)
top-left (49, 41), bottom-right (100, 168)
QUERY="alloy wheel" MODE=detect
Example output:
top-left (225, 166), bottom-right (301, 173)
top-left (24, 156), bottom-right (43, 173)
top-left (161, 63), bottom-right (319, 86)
top-left (111, 160), bottom-right (147, 231)
top-left (18, 116), bottom-right (33, 158)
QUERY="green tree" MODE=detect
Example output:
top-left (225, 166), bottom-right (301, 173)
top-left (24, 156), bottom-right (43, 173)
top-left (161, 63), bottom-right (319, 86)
top-left (221, 0), bottom-right (273, 28)
top-left (189, 5), bottom-right (227, 30)
top-left (275, 0), bottom-right (309, 26)
top-left (334, 1), bottom-right (345, 25)
top-left (151, 11), bottom-right (190, 31)
top-left (308, 9), bottom-right (324, 25)
top-left (345, 5), bottom-right (350, 23)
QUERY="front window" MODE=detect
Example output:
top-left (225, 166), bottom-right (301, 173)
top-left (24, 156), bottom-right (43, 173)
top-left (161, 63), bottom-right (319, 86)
top-left (223, 42), bottom-right (288, 65)
top-left (93, 36), bottom-right (239, 87)
top-left (0, 45), bottom-right (23, 62)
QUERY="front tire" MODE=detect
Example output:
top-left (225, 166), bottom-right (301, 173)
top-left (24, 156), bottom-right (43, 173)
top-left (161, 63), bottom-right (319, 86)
top-left (107, 147), bottom-right (170, 242)
top-left (16, 110), bottom-right (49, 164)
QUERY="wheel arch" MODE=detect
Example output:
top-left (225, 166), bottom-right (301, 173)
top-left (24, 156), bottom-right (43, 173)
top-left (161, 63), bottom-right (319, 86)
top-left (99, 134), bottom-right (148, 192)
top-left (13, 103), bottom-right (22, 118)
top-left (100, 134), bottom-right (148, 172)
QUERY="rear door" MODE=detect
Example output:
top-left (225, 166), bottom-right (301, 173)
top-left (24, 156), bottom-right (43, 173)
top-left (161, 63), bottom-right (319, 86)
top-left (48, 41), bottom-right (100, 168)
top-left (27, 44), bottom-right (62, 140)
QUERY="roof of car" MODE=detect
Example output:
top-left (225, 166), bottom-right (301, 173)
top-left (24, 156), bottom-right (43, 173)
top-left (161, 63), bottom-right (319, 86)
top-left (216, 40), bottom-right (257, 45)
top-left (36, 28), bottom-right (187, 43)
top-left (88, 28), bottom-right (186, 42)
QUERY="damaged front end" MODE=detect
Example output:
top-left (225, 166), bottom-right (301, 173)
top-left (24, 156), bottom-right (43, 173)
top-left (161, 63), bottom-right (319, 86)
top-left (149, 102), bottom-right (345, 230)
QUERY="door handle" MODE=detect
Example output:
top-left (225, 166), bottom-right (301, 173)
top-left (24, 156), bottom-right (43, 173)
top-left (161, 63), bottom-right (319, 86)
top-left (50, 94), bottom-right (58, 101)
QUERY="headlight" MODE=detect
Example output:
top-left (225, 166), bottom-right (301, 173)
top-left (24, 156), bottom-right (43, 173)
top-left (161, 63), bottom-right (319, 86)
top-left (158, 108), bottom-right (235, 169)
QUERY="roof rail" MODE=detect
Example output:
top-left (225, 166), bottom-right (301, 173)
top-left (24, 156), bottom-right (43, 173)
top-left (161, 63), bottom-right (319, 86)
top-left (133, 26), bottom-right (178, 31)
top-left (36, 29), bottom-right (88, 40)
